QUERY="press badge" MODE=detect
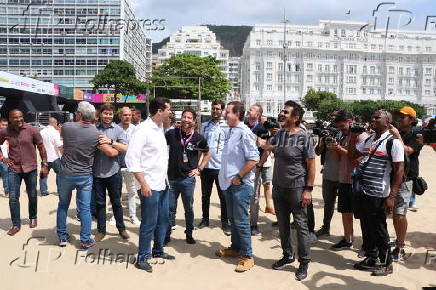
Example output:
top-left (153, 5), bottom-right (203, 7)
top-left (183, 150), bottom-right (188, 163)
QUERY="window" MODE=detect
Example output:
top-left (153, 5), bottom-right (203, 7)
top-left (266, 73), bottom-right (272, 81)
top-left (255, 62), bottom-right (260, 71)
top-left (306, 63), bottom-right (313, 70)
top-left (307, 75), bottom-right (313, 82)
top-left (266, 62), bottom-right (272, 69)
top-left (266, 84), bottom-right (272, 91)
top-left (267, 40), bottom-right (272, 46)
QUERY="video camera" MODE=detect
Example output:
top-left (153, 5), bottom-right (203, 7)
top-left (263, 117), bottom-right (280, 130)
top-left (313, 121), bottom-right (340, 144)
top-left (412, 118), bottom-right (436, 143)
top-left (350, 124), bottom-right (366, 134)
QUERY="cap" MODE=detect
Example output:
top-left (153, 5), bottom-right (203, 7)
top-left (397, 106), bottom-right (417, 118)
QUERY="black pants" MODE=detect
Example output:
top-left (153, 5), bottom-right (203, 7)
top-left (359, 194), bottom-right (391, 265)
top-left (200, 168), bottom-right (228, 225)
top-left (307, 203), bottom-right (315, 233)
top-left (321, 179), bottom-right (340, 230)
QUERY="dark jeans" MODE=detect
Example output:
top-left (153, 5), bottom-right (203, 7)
top-left (321, 179), bottom-right (340, 230)
top-left (0, 162), bottom-right (9, 193)
top-left (8, 169), bottom-right (37, 227)
top-left (39, 158), bottom-right (61, 194)
top-left (200, 168), bottom-right (228, 225)
top-left (359, 194), bottom-right (391, 265)
top-left (224, 184), bottom-right (254, 257)
top-left (168, 177), bottom-right (195, 237)
top-left (273, 186), bottom-right (310, 263)
top-left (307, 203), bottom-right (315, 233)
top-left (94, 171), bottom-right (126, 234)
top-left (138, 187), bottom-right (169, 261)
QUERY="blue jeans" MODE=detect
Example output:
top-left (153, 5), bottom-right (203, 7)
top-left (39, 158), bottom-right (61, 195)
top-left (56, 174), bottom-right (93, 243)
top-left (224, 184), bottom-right (254, 257)
top-left (94, 171), bottom-right (126, 234)
top-left (138, 187), bottom-right (169, 261)
top-left (8, 169), bottom-right (38, 227)
top-left (168, 177), bottom-right (195, 237)
top-left (0, 162), bottom-right (9, 193)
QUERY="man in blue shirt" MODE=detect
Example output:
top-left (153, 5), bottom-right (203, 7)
top-left (198, 99), bottom-right (230, 235)
top-left (216, 101), bottom-right (259, 273)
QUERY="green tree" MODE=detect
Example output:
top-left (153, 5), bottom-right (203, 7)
top-left (316, 98), bottom-right (349, 121)
top-left (151, 54), bottom-right (231, 100)
top-left (301, 89), bottom-right (338, 111)
top-left (350, 100), bottom-right (426, 122)
top-left (91, 60), bottom-right (148, 102)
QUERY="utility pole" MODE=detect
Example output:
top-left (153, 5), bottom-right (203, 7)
top-left (282, 9), bottom-right (288, 109)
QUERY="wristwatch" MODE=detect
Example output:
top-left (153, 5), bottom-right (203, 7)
top-left (109, 139), bottom-right (114, 145)
top-left (41, 162), bottom-right (49, 168)
top-left (304, 185), bottom-right (314, 191)
top-left (197, 167), bottom-right (203, 172)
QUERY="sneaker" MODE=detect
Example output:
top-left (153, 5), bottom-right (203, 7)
top-left (308, 232), bottom-right (318, 245)
top-left (331, 238), bottom-right (352, 251)
top-left (353, 257), bottom-right (379, 271)
top-left (81, 239), bottom-right (96, 250)
top-left (95, 232), bottom-right (106, 242)
top-left (198, 219), bottom-right (209, 229)
top-left (119, 230), bottom-right (130, 240)
top-left (315, 226), bottom-right (330, 237)
top-left (58, 234), bottom-right (70, 247)
top-left (295, 262), bottom-right (309, 281)
top-left (357, 248), bottom-right (366, 258)
top-left (392, 248), bottom-right (411, 262)
top-left (251, 226), bottom-right (261, 236)
top-left (372, 263), bottom-right (393, 276)
top-left (186, 234), bottom-right (196, 244)
top-left (272, 255), bottom-right (295, 270)
top-left (215, 247), bottom-right (240, 258)
top-left (108, 216), bottom-right (116, 226)
top-left (152, 253), bottom-right (175, 260)
top-left (272, 221), bottom-right (279, 227)
top-left (130, 216), bottom-right (141, 225)
top-left (409, 205), bottom-right (418, 212)
top-left (222, 223), bottom-right (231, 236)
top-left (136, 259), bottom-right (153, 273)
top-left (235, 257), bottom-right (254, 272)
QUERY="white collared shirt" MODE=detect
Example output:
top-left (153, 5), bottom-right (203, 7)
top-left (40, 125), bottom-right (63, 162)
top-left (125, 117), bottom-right (169, 191)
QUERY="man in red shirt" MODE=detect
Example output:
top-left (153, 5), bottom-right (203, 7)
top-left (0, 109), bottom-right (48, 236)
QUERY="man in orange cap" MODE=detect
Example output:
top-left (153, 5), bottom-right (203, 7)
top-left (390, 106), bottom-right (423, 262)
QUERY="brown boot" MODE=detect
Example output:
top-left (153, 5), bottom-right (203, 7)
top-left (215, 247), bottom-right (240, 258)
top-left (7, 226), bottom-right (21, 236)
top-left (235, 257), bottom-right (254, 272)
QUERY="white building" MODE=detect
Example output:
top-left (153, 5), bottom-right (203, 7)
top-left (228, 57), bottom-right (241, 98)
top-left (240, 20), bottom-right (436, 116)
top-left (157, 26), bottom-right (229, 77)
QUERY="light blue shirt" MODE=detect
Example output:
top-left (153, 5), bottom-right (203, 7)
top-left (200, 119), bottom-right (228, 170)
top-left (218, 122), bottom-right (259, 190)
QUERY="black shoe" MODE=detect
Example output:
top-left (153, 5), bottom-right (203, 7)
top-left (164, 236), bottom-right (171, 246)
top-left (354, 257), bottom-right (379, 271)
top-left (331, 238), bottom-right (352, 251)
top-left (315, 226), bottom-right (330, 237)
top-left (222, 223), bottom-right (231, 236)
top-left (198, 219), bottom-right (209, 229)
top-left (251, 226), bottom-right (261, 236)
top-left (186, 234), bottom-right (196, 244)
top-left (371, 263), bottom-right (393, 276)
top-left (295, 263), bottom-right (309, 281)
top-left (152, 253), bottom-right (175, 260)
top-left (272, 221), bottom-right (279, 227)
top-left (136, 259), bottom-right (153, 272)
top-left (272, 255), bottom-right (295, 270)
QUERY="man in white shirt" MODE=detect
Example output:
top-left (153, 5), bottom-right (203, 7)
top-left (39, 117), bottom-right (63, 196)
top-left (0, 118), bottom-right (9, 197)
top-left (125, 97), bottom-right (174, 273)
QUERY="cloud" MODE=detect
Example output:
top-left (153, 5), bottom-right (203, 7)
top-left (131, 0), bottom-right (434, 42)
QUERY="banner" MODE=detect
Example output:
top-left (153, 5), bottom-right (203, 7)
top-left (0, 70), bottom-right (56, 95)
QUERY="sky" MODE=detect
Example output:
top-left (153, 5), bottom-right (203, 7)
top-left (130, 0), bottom-right (436, 43)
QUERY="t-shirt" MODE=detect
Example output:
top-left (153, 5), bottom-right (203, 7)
top-left (270, 129), bottom-right (316, 188)
top-left (338, 132), bottom-right (369, 184)
top-left (60, 122), bottom-right (99, 176)
top-left (166, 128), bottom-right (209, 180)
top-left (322, 149), bottom-right (339, 182)
top-left (357, 131), bottom-right (404, 198)
top-left (401, 129), bottom-right (423, 178)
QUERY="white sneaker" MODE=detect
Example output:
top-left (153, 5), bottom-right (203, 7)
top-left (130, 215), bottom-right (141, 225)
top-left (108, 216), bottom-right (116, 226)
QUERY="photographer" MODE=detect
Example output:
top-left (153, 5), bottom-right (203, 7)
top-left (390, 107), bottom-right (423, 261)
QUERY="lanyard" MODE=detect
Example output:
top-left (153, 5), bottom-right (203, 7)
top-left (179, 128), bottom-right (194, 148)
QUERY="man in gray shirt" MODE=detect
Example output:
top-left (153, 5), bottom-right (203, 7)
top-left (93, 103), bottom-right (129, 242)
top-left (57, 101), bottom-right (119, 250)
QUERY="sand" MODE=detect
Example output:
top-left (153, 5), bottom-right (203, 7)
top-left (1, 146), bottom-right (435, 290)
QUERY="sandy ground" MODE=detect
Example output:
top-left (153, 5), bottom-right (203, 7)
top-left (1, 147), bottom-right (436, 290)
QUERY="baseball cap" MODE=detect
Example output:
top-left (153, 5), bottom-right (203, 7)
top-left (397, 106), bottom-right (417, 118)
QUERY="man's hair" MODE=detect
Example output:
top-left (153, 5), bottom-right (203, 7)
top-left (333, 110), bottom-right (353, 123)
top-left (8, 109), bottom-right (22, 118)
top-left (77, 101), bottom-right (96, 122)
top-left (284, 100), bottom-right (304, 126)
top-left (99, 103), bottom-right (114, 114)
top-left (375, 110), bottom-right (392, 123)
top-left (211, 99), bottom-right (225, 110)
top-left (182, 108), bottom-right (197, 120)
top-left (119, 106), bottom-right (131, 115)
top-left (0, 118), bottom-right (8, 123)
top-left (149, 97), bottom-right (170, 116)
top-left (253, 104), bottom-right (263, 117)
top-left (227, 101), bottom-right (245, 121)
top-left (48, 117), bottom-right (58, 126)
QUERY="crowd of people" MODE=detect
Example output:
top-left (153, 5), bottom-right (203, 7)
top-left (0, 98), bottom-right (433, 281)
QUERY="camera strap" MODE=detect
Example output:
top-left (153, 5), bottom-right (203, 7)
top-left (360, 135), bottom-right (392, 172)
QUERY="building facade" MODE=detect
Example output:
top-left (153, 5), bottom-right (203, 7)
top-left (0, 0), bottom-right (151, 92)
top-left (241, 20), bottom-right (436, 116)
top-left (228, 56), bottom-right (240, 98)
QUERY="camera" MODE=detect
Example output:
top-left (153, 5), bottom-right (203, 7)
top-left (313, 120), bottom-right (340, 139)
top-left (412, 118), bottom-right (436, 144)
top-left (263, 117), bottom-right (280, 130)
top-left (350, 124), bottom-right (366, 134)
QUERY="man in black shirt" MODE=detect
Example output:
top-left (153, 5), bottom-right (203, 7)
top-left (391, 106), bottom-right (423, 261)
top-left (165, 109), bottom-right (210, 244)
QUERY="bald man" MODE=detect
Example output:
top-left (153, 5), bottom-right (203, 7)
top-left (39, 117), bottom-right (63, 196)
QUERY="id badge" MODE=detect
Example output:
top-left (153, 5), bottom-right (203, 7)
top-left (183, 151), bottom-right (188, 163)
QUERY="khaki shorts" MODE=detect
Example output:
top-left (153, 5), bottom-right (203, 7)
top-left (394, 180), bottom-right (413, 215)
